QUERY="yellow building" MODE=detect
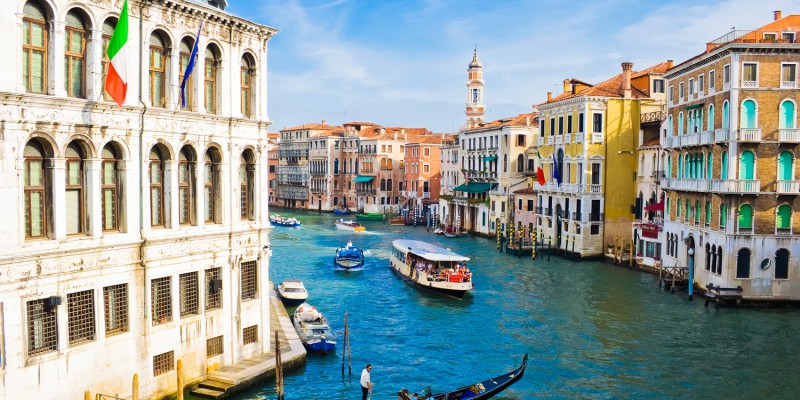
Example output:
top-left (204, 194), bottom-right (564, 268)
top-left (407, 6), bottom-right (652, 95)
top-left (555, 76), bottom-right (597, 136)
top-left (534, 61), bottom-right (670, 256)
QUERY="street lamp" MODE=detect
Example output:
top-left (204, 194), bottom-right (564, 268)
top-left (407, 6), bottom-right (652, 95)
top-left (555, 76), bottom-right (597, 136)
top-left (686, 244), bottom-right (695, 300)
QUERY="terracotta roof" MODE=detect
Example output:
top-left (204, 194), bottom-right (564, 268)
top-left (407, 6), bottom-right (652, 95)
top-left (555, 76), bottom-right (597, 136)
top-left (513, 187), bottom-right (536, 194)
top-left (461, 112), bottom-right (539, 133)
top-left (540, 61), bottom-right (671, 105)
top-left (281, 123), bottom-right (337, 131)
top-left (266, 132), bottom-right (279, 139)
top-left (632, 61), bottom-right (671, 78)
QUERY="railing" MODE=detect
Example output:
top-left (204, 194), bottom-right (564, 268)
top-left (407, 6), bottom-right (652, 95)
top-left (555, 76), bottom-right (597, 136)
top-left (544, 208), bottom-right (552, 216)
top-left (547, 136), bottom-right (554, 144)
top-left (641, 110), bottom-right (666, 124)
top-left (700, 130), bottom-right (714, 145)
top-left (738, 128), bottom-right (761, 141)
top-left (591, 132), bottom-right (604, 143)
top-left (588, 184), bottom-right (602, 193)
top-left (737, 227), bottom-right (753, 235)
top-left (575, 132), bottom-right (585, 143)
top-left (538, 137), bottom-right (544, 146)
top-left (776, 228), bottom-right (792, 235)
top-left (776, 180), bottom-right (800, 194)
top-left (741, 80), bottom-right (758, 88)
top-left (422, 192), bottom-right (431, 199)
top-left (714, 128), bottom-right (730, 142)
top-left (781, 81), bottom-right (798, 89)
top-left (711, 179), bottom-right (760, 193)
top-left (589, 212), bottom-right (604, 222)
top-left (535, 207), bottom-right (543, 214)
top-left (572, 212), bottom-right (583, 222)
top-left (555, 135), bottom-right (563, 144)
top-left (779, 128), bottom-right (800, 142)
top-left (660, 178), bottom-right (710, 192)
top-left (564, 133), bottom-right (571, 144)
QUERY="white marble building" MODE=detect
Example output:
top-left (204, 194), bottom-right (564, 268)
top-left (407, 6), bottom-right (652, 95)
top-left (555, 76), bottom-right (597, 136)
top-left (0, 0), bottom-right (276, 398)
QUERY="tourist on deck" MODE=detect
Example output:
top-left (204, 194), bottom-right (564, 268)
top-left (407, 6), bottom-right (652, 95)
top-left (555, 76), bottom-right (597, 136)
top-left (361, 364), bottom-right (373, 400)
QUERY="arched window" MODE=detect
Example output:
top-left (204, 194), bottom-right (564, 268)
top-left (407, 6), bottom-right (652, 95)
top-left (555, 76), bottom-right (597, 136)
top-left (179, 38), bottom-right (195, 109)
top-left (241, 54), bottom-right (256, 118)
top-left (101, 144), bottom-right (121, 231)
top-left (776, 204), bottom-right (791, 233)
top-left (736, 248), bottom-right (751, 279)
top-left (677, 155), bottom-right (683, 178)
top-left (387, 179), bottom-right (393, 191)
top-left (149, 32), bottom-right (168, 107)
top-left (705, 244), bottom-right (711, 270)
top-left (204, 148), bottom-right (221, 224)
top-left (24, 139), bottom-right (50, 238)
top-left (676, 197), bottom-right (681, 218)
top-left (666, 197), bottom-right (670, 218)
top-left (707, 153), bottom-right (713, 179)
top-left (205, 45), bottom-right (220, 114)
top-left (65, 142), bottom-right (86, 234)
top-left (334, 158), bottom-right (339, 174)
top-left (780, 100), bottom-right (796, 129)
top-left (716, 246), bottom-right (723, 274)
top-left (739, 151), bottom-right (754, 180)
top-left (667, 114), bottom-right (673, 136)
top-left (775, 249), bottom-right (790, 280)
top-left (737, 204), bottom-right (753, 233)
top-left (149, 147), bottom-right (166, 226)
top-left (240, 150), bottom-right (255, 220)
top-left (722, 101), bottom-right (730, 129)
top-left (380, 158), bottom-right (387, 170)
top-left (380, 179), bottom-right (386, 191)
top-left (517, 154), bottom-right (524, 173)
top-left (387, 159), bottom-right (393, 169)
top-left (740, 99), bottom-right (756, 129)
top-left (694, 200), bottom-right (700, 224)
top-left (22, 1), bottom-right (48, 93)
top-left (667, 155), bottom-right (672, 177)
top-left (705, 201), bottom-right (711, 226)
top-left (778, 151), bottom-right (793, 181)
top-left (178, 147), bottom-right (196, 225)
top-left (707, 104), bottom-right (714, 131)
top-left (64, 10), bottom-right (87, 98)
top-left (711, 245), bottom-right (717, 273)
top-left (678, 113), bottom-right (684, 135)
top-left (101, 18), bottom-right (117, 101)
top-left (720, 203), bottom-right (727, 228)
top-left (685, 199), bottom-right (690, 223)
top-left (721, 151), bottom-right (728, 179)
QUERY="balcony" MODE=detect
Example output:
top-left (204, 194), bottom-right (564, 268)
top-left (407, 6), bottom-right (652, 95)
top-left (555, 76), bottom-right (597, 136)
top-left (737, 227), bottom-right (753, 235)
top-left (547, 136), bottom-right (554, 144)
top-left (710, 179), bottom-right (760, 193)
top-left (714, 128), bottom-right (730, 142)
top-left (555, 135), bottom-right (563, 144)
top-left (781, 81), bottom-right (798, 89)
top-left (535, 207), bottom-right (543, 214)
top-left (591, 132), bottom-right (604, 143)
top-left (575, 132), bottom-right (585, 143)
top-left (779, 128), bottom-right (800, 142)
top-left (588, 184), bottom-right (602, 194)
top-left (589, 212), bottom-right (604, 222)
top-left (422, 192), bottom-right (431, 199)
top-left (538, 137), bottom-right (544, 146)
top-left (737, 128), bottom-right (761, 142)
top-left (741, 80), bottom-right (758, 88)
top-left (776, 180), bottom-right (800, 194)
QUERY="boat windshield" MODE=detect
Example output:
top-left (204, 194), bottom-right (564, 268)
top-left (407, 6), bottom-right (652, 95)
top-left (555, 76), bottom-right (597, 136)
top-left (282, 287), bottom-right (305, 293)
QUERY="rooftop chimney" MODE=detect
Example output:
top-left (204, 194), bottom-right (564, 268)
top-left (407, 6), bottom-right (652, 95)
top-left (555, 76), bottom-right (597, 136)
top-left (667, 60), bottom-right (674, 69)
top-left (621, 62), bottom-right (633, 99)
top-left (321, 119), bottom-right (327, 125)
top-left (402, 128), bottom-right (407, 141)
top-left (394, 130), bottom-right (398, 141)
top-left (774, 10), bottom-right (782, 21)
top-left (547, 91), bottom-right (552, 102)
top-left (562, 79), bottom-right (571, 95)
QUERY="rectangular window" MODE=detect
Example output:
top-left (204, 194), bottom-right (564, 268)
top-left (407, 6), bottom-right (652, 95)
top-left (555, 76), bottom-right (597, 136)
top-left (592, 113), bottom-right (603, 133)
top-left (591, 163), bottom-right (601, 184)
top-left (653, 79), bottom-right (665, 93)
top-left (67, 290), bottom-right (95, 345)
top-left (151, 277), bottom-right (172, 325)
top-left (668, 86), bottom-right (674, 103)
top-left (723, 64), bottom-right (730, 85)
top-left (243, 325), bottom-right (258, 345)
top-left (539, 120), bottom-right (545, 137)
top-left (679, 82), bottom-right (684, 99)
top-left (423, 164), bottom-right (430, 173)
top-left (153, 351), bottom-right (174, 376)
top-left (709, 70), bottom-right (716, 90)
top-left (782, 32), bottom-right (796, 42)
top-left (558, 117), bottom-right (564, 135)
top-left (698, 75), bottom-right (705, 93)
top-left (179, 272), bottom-right (198, 317)
top-left (206, 268), bottom-right (222, 310)
top-left (104, 284), bottom-right (128, 336)
top-left (688, 78), bottom-right (694, 95)
top-left (518, 199), bottom-right (523, 210)
top-left (241, 261), bottom-right (257, 300)
top-left (578, 113), bottom-right (584, 133)
top-left (567, 115), bottom-right (573, 133)
top-left (549, 118), bottom-right (555, 136)
top-left (501, 202), bottom-right (506, 213)
top-left (590, 224), bottom-right (600, 235)
top-left (742, 63), bottom-right (758, 83)
top-left (102, 160), bottom-right (118, 230)
top-left (527, 199), bottom-right (534, 211)
top-left (27, 298), bottom-right (57, 355)
top-left (763, 32), bottom-right (777, 41)
top-left (207, 335), bottom-right (224, 358)
top-left (781, 63), bottom-right (797, 85)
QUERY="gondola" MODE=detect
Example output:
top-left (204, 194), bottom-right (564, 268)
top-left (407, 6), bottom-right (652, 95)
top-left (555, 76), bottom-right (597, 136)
top-left (428, 353), bottom-right (527, 400)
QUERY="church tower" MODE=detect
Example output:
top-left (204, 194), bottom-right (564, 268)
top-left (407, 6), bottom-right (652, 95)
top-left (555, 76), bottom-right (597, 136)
top-left (465, 48), bottom-right (485, 128)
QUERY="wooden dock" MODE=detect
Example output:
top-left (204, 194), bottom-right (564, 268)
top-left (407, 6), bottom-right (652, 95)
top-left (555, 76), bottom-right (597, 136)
top-left (189, 284), bottom-right (306, 399)
top-left (658, 265), bottom-right (688, 293)
top-left (704, 283), bottom-right (744, 308)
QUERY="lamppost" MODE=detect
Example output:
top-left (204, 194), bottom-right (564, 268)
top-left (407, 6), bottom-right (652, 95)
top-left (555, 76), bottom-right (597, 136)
top-left (686, 243), bottom-right (695, 301)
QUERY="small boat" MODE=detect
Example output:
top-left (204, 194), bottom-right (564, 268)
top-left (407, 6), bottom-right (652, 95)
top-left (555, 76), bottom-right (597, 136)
top-left (270, 214), bottom-right (301, 227)
top-left (444, 225), bottom-right (467, 238)
top-left (432, 227), bottom-right (445, 235)
top-left (390, 239), bottom-right (473, 299)
top-left (333, 207), bottom-right (351, 215)
top-left (389, 217), bottom-right (406, 226)
top-left (292, 303), bottom-right (337, 353)
top-left (334, 241), bottom-right (365, 268)
top-left (276, 280), bottom-right (308, 306)
top-left (335, 218), bottom-right (366, 232)
top-left (423, 354), bottom-right (527, 399)
top-left (356, 213), bottom-right (384, 220)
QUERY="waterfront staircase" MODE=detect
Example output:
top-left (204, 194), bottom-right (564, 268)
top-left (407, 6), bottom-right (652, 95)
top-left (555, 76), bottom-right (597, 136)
top-left (190, 285), bottom-right (306, 399)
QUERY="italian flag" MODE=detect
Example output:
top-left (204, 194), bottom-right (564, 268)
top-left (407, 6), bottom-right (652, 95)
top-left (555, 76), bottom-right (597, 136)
top-left (536, 150), bottom-right (546, 186)
top-left (105, 0), bottom-right (129, 106)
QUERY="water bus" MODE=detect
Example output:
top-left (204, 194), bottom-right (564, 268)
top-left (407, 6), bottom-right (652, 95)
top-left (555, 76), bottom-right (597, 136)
top-left (390, 239), bottom-right (473, 298)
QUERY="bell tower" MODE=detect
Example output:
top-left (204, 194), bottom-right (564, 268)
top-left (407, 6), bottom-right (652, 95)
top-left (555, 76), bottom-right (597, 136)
top-left (465, 47), bottom-right (485, 128)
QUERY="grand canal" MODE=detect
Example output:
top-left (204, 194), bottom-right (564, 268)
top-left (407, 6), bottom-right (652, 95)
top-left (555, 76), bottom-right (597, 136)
top-left (236, 209), bottom-right (800, 399)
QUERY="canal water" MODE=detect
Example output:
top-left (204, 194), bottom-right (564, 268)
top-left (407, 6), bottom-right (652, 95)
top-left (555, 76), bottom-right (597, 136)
top-left (236, 209), bottom-right (800, 400)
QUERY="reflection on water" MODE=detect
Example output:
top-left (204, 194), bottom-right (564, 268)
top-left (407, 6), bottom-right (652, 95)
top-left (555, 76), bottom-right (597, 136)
top-left (227, 209), bottom-right (800, 400)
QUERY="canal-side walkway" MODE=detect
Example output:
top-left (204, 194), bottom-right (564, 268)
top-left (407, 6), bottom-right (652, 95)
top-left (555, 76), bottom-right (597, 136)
top-left (190, 283), bottom-right (306, 398)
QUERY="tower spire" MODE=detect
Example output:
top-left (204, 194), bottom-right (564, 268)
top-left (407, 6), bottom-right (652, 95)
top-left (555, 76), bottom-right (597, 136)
top-left (465, 48), bottom-right (485, 128)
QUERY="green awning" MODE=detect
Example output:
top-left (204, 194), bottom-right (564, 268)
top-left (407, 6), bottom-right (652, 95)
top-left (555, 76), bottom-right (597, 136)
top-left (685, 103), bottom-right (703, 110)
top-left (484, 155), bottom-right (498, 162)
top-left (354, 175), bottom-right (376, 183)
top-left (453, 182), bottom-right (496, 193)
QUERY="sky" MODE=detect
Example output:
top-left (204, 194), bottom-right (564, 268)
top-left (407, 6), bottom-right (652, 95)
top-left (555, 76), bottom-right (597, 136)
top-left (227, 0), bottom-right (796, 133)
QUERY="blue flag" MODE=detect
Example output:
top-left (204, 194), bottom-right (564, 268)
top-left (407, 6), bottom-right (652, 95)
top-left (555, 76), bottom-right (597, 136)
top-left (552, 153), bottom-right (561, 187)
top-left (180, 22), bottom-right (202, 108)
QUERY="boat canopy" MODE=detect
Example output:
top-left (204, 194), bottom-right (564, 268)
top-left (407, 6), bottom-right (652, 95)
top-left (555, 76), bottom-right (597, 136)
top-left (393, 239), bottom-right (470, 262)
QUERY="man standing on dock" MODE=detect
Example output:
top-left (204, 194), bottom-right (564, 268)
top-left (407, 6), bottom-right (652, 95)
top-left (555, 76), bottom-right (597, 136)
top-left (361, 364), bottom-right (373, 399)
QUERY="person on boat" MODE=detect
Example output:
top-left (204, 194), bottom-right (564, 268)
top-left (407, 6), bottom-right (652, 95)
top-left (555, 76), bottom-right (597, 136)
top-left (347, 240), bottom-right (353, 249)
top-left (397, 388), bottom-right (411, 400)
top-left (360, 364), bottom-right (373, 400)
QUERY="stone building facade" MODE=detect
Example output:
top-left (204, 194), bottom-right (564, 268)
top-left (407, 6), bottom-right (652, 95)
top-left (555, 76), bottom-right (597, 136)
top-left (0, 0), bottom-right (276, 398)
top-left (662, 11), bottom-right (800, 300)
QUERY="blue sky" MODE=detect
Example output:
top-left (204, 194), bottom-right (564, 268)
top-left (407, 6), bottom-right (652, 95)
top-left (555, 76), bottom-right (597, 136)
top-left (227, 0), bottom-right (795, 132)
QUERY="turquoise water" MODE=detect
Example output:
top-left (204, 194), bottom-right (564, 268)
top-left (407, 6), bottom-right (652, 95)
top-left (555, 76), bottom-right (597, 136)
top-left (236, 209), bottom-right (800, 399)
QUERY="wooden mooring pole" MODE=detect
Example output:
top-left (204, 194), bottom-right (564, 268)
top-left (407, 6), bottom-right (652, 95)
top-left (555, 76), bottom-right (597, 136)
top-left (132, 373), bottom-right (139, 400)
top-left (275, 331), bottom-right (284, 400)
top-left (347, 313), bottom-right (352, 376)
top-left (177, 359), bottom-right (184, 400)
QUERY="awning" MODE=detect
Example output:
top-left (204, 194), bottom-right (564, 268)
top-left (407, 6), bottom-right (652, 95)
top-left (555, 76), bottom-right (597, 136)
top-left (684, 103), bottom-right (703, 110)
top-left (354, 175), bottom-right (375, 183)
top-left (453, 182), bottom-right (496, 193)
top-left (484, 155), bottom-right (498, 162)
top-left (644, 201), bottom-right (665, 212)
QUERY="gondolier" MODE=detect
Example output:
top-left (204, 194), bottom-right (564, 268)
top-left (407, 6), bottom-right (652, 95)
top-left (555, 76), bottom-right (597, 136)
top-left (361, 364), bottom-right (373, 399)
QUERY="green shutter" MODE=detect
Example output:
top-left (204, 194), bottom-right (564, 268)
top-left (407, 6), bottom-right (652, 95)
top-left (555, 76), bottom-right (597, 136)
top-left (738, 204), bottom-right (753, 229)
top-left (776, 205), bottom-right (791, 229)
top-left (720, 203), bottom-right (727, 227)
top-left (706, 202), bottom-right (711, 224)
top-left (779, 151), bottom-right (793, 181)
top-left (739, 151), bottom-right (754, 180)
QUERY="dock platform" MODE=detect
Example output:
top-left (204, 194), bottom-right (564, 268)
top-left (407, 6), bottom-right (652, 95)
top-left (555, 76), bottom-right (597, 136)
top-left (189, 283), bottom-right (306, 399)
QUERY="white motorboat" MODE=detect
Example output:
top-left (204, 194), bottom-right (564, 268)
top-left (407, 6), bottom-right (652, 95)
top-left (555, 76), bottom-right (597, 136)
top-left (276, 280), bottom-right (308, 306)
top-left (335, 218), bottom-right (365, 232)
top-left (292, 303), bottom-right (337, 353)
